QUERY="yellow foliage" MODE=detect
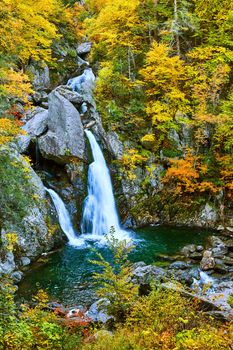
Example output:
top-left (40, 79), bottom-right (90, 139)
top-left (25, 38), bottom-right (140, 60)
top-left (0, 68), bottom-right (33, 102)
top-left (4, 232), bottom-right (18, 251)
top-left (120, 148), bottom-right (148, 179)
top-left (85, 0), bottom-right (142, 56)
top-left (0, 118), bottom-right (25, 145)
top-left (0, 0), bottom-right (61, 64)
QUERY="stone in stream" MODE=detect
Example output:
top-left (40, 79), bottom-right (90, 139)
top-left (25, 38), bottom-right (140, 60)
top-left (169, 261), bottom-right (190, 270)
top-left (180, 244), bottom-right (197, 257)
top-left (200, 250), bottom-right (215, 271)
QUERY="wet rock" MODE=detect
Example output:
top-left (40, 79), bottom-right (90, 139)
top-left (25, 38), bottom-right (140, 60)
top-left (84, 120), bottom-right (96, 129)
top-left (11, 270), bottom-right (23, 283)
top-left (77, 56), bottom-right (89, 71)
top-left (132, 261), bottom-right (147, 269)
top-left (131, 264), bottom-right (166, 285)
top-left (168, 269), bottom-right (194, 286)
top-left (66, 308), bottom-right (85, 318)
top-left (225, 239), bottom-right (233, 251)
top-left (55, 85), bottom-right (84, 104)
top-left (222, 256), bottom-right (233, 266)
top-left (214, 259), bottom-right (229, 274)
top-left (0, 146), bottom-right (64, 268)
top-left (189, 252), bottom-right (203, 260)
top-left (169, 261), bottom-right (190, 270)
top-left (77, 42), bottom-right (92, 57)
top-left (196, 245), bottom-right (204, 252)
top-left (38, 90), bottom-right (85, 164)
top-left (20, 257), bottom-right (31, 267)
top-left (200, 250), bottom-right (215, 271)
top-left (207, 236), bottom-right (228, 258)
top-left (86, 299), bottom-right (113, 323)
top-left (180, 244), bottom-right (196, 257)
top-left (0, 252), bottom-right (15, 275)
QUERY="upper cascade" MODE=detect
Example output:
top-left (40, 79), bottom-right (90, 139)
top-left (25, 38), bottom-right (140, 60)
top-left (81, 130), bottom-right (130, 241)
top-left (67, 68), bottom-right (95, 93)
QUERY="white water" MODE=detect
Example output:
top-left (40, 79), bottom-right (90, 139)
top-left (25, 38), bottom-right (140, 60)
top-left (81, 130), bottom-right (130, 242)
top-left (46, 188), bottom-right (86, 247)
top-left (67, 68), bottom-right (95, 93)
top-left (192, 270), bottom-right (215, 293)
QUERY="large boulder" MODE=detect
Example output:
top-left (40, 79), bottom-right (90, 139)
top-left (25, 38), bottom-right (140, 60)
top-left (17, 108), bottom-right (48, 153)
top-left (55, 86), bottom-right (84, 105)
top-left (38, 90), bottom-right (85, 164)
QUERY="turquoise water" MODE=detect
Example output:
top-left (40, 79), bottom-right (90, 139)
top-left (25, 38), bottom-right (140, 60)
top-left (18, 226), bottom-right (212, 306)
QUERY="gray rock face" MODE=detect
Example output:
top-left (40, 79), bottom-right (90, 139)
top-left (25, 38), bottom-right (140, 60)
top-left (198, 203), bottom-right (218, 226)
top-left (105, 132), bottom-right (124, 160)
top-left (17, 108), bottom-right (48, 153)
top-left (29, 63), bottom-right (50, 90)
top-left (0, 252), bottom-right (15, 275)
top-left (38, 91), bottom-right (85, 164)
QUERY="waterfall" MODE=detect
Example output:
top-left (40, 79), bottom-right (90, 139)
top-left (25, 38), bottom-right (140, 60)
top-left (46, 188), bottom-right (86, 247)
top-left (81, 130), bottom-right (130, 241)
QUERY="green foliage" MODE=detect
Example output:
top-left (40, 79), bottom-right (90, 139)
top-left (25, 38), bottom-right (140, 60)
top-left (80, 286), bottom-right (233, 350)
top-left (227, 294), bottom-right (233, 308)
top-left (0, 150), bottom-right (35, 227)
top-left (0, 278), bottom-right (82, 350)
top-left (90, 229), bottom-right (138, 322)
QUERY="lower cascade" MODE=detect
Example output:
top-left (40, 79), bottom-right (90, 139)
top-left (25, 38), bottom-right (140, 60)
top-left (81, 130), bottom-right (130, 241)
top-left (45, 188), bottom-right (85, 247)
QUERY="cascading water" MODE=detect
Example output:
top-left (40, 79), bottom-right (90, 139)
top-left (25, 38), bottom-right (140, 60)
top-left (192, 270), bottom-right (215, 293)
top-left (81, 130), bottom-right (130, 241)
top-left (46, 188), bottom-right (85, 247)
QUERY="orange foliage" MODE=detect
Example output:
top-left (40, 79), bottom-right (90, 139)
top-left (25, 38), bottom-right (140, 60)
top-left (163, 151), bottom-right (218, 195)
